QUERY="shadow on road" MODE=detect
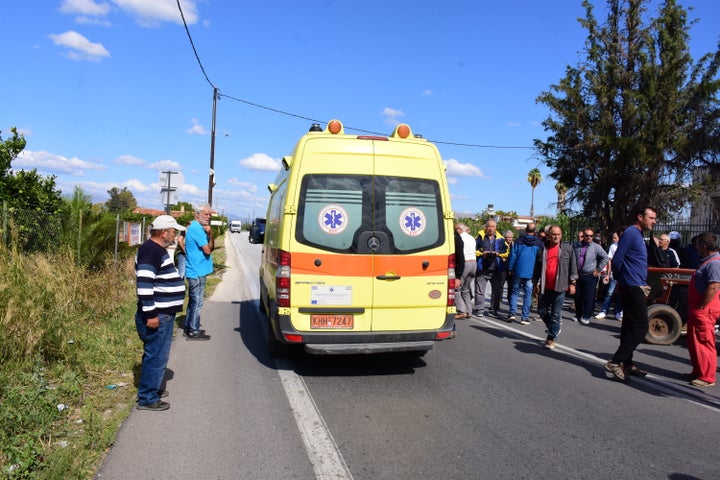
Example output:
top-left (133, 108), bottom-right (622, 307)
top-left (232, 298), bottom-right (428, 377)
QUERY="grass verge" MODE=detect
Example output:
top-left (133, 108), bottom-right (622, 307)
top-left (0, 236), bottom-right (226, 479)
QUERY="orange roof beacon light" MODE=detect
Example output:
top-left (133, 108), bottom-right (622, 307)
top-left (394, 123), bottom-right (412, 139)
top-left (327, 119), bottom-right (343, 135)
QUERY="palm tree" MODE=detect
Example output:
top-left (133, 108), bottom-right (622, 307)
top-left (555, 182), bottom-right (568, 214)
top-left (527, 168), bottom-right (542, 219)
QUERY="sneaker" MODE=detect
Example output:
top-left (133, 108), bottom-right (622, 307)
top-left (519, 318), bottom-right (531, 325)
top-left (604, 362), bottom-right (625, 381)
top-left (489, 309), bottom-right (498, 317)
top-left (615, 312), bottom-right (623, 321)
top-left (506, 315), bottom-right (516, 323)
top-left (580, 318), bottom-right (591, 325)
top-left (572, 317), bottom-right (579, 323)
top-left (626, 365), bottom-right (647, 377)
top-left (544, 339), bottom-right (556, 349)
top-left (472, 311), bottom-right (484, 318)
top-left (595, 312), bottom-right (606, 319)
top-left (185, 331), bottom-right (211, 341)
top-left (690, 379), bottom-right (715, 387)
top-left (160, 390), bottom-right (169, 398)
top-left (137, 400), bottom-right (170, 411)
top-left (183, 329), bottom-right (206, 336)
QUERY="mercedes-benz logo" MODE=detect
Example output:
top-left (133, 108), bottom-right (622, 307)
top-left (367, 236), bottom-right (380, 251)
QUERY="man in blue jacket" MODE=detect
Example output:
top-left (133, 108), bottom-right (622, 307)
top-left (507, 223), bottom-right (544, 324)
top-left (604, 206), bottom-right (657, 381)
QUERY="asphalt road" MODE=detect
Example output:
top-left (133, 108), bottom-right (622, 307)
top-left (96, 232), bottom-right (720, 480)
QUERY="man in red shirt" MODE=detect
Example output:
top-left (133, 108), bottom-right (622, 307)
top-left (533, 225), bottom-right (579, 349)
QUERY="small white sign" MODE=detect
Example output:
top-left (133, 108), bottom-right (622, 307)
top-left (310, 285), bottom-right (352, 305)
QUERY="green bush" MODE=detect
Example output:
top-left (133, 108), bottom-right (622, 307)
top-left (0, 245), bottom-right (138, 478)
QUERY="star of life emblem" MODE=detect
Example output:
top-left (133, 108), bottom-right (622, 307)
top-left (399, 207), bottom-right (426, 237)
top-left (319, 204), bottom-right (349, 234)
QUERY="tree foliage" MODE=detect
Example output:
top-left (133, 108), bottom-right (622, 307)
top-left (0, 127), bottom-right (63, 213)
top-left (535, 0), bottom-right (720, 231)
top-left (1, 128), bottom-right (63, 251)
top-left (104, 186), bottom-right (137, 213)
top-left (527, 168), bottom-right (543, 218)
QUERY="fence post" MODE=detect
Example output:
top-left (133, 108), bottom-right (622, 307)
top-left (114, 214), bottom-right (120, 262)
top-left (77, 209), bottom-right (82, 262)
top-left (2, 200), bottom-right (6, 247)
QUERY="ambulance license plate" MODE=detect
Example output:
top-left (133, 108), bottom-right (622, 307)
top-left (310, 314), bottom-right (354, 329)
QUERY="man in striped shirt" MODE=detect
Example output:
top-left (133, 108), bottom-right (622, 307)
top-left (135, 215), bottom-right (186, 411)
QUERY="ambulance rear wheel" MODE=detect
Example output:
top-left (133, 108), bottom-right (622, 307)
top-left (267, 309), bottom-right (292, 357)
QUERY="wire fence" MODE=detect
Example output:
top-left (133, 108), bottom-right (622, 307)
top-left (0, 202), bottom-right (145, 263)
top-left (567, 217), bottom-right (719, 247)
top-left (1, 204), bottom-right (63, 252)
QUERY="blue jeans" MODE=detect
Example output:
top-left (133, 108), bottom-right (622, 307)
top-left (135, 312), bottom-right (174, 406)
top-left (575, 274), bottom-right (599, 321)
top-left (600, 278), bottom-right (621, 314)
top-left (185, 275), bottom-right (207, 333)
top-left (176, 253), bottom-right (186, 279)
top-left (539, 290), bottom-right (566, 339)
top-left (509, 276), bottom-right (533, 320)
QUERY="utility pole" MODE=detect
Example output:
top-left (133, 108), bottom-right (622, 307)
top-left (161, 170), bottom-right (179, 214)
top-left (208, 87), bottom-right (218, 206)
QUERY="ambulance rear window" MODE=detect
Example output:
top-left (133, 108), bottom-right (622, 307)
top-left (296, 174), bottom-right (444, 254)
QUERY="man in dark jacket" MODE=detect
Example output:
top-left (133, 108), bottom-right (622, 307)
top-left (507, 223), bottom-right (544, 324)
top-left (473, 219), bottom-right (509, 317)
top-left (533, 225), bottom-right (578, 349)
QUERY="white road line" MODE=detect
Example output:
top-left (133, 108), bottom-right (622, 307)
top-left (229, 235), bottom-right (353, 479)
top-left (274, 359), bottom-right (354, 480)
top-left (472, 316), bottom-right (720, 413)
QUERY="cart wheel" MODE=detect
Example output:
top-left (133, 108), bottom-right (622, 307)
top-left (645, 303), bottom-right (683, 345)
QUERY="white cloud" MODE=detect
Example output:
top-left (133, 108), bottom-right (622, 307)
top-left (239, 153), bottom-right (281, 172)
top-left (228, 177), bottom-right (258, 193)
top-left (123, 178), bottom-right (152, 192)
top-left (60, 0), bottom-right (111, 17)
top-left (13, 149), bottom-right (106, 176)
top-left (381, 107), bottom-right (405, 126)
top-left (148, 159), bottom-right (182, 170)
top-left (114, 154), bottom-right (145, 166)
top-left (59, 0), bottom-right (199, 27)
top-left (113, 0), bottom-right (198, 26)
top-left (444, 158), bottom-right (483, 177)
top-left (75, 16), bottom-right (112, 26)
top-left (422, 89), bottom-right (433, 96)
top-left (187, 118), bottom-right (208, 135)
top-left (49, 31), bottom-right (110, 61)
top-left (382, 107), bottom-right (405, 119)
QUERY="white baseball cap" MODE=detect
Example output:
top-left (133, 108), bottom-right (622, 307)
top-left (150, 215), bottom-right (185, 231)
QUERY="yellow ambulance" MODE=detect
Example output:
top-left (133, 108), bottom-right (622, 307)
top-left (259, 119), bottom-right (456, 356)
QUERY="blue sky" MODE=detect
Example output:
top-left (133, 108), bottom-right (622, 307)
top-left (2, 1), bottom-right (719, 220)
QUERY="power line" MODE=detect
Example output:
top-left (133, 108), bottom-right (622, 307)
top-left (219, 94), bottom-right (534, 149)
top-left (176, 3), bottom-right (534, 150)
top-left (176, 0), bottom-right (215, 90)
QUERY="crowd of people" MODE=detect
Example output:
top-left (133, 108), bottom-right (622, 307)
top-left (454, 207), bottom-right (719, 387)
